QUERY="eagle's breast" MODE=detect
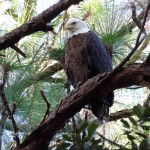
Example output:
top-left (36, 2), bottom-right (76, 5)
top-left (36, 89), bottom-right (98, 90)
top-left (65, 32), bottom-right (92, 87)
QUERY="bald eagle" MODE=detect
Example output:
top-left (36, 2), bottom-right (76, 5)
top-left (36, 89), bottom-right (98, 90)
top-left (64, 18), bottom-right (114, 120)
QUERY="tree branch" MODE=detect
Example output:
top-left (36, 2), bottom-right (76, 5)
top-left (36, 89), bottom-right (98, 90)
top-left (16, 61), bottom-right (150, 150)
top-left (97, 132), bottom-right (122, 148)
top-left (0, 0), bottom-right (83, 51)
top-left (108, 109), bottom-right (133, 122)
top-left (11, 45), bottom-right (26, 58)
top-left (0, 64), bottom-right (20, 146)
top-left (40, 90), bottom-right (50, 124)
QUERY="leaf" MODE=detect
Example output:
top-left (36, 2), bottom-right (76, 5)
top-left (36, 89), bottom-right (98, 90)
top-left (78, 122), bottom-right (89, 133)
top-left (121, 119), bottom-right (130, 128)
top-left (93, 145), bottom-right (103, 150)
top-left (84, 143), bottom-right (90, 150)
top-left (131, 141), bottom-right (138, 150)
top-left (62, 134), bottom-right (72, 141)
top-left (135, 132), bottom-right (147, 138)
top-left (119, 147), bottom-right (129, 150)
top-left (139, 140), bottom-right (149, 150)
top-left (91, 138), bottom-right (101, 145)
top-left (87, 122), bottom-right (99, 140)
top-left (127, 134), bottom-right (135, 141)
top-left (133, 104), bottom-right (144, 119)
top-left (124, 131), bottom-right (131, 135)
top-left (144, 107), bottom-right (150, 121)
top-left (141, 125), bottom-right (150, 130)
top-left (129, 117), bottom-right (137, 126)
top-left (144, 107), bottom-right (150, 117)
top-left (75, 133), bottom-right (82, 144)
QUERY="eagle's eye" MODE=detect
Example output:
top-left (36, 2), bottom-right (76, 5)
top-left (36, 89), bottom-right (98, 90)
top-left (72, 22), bottom-right (77, 25)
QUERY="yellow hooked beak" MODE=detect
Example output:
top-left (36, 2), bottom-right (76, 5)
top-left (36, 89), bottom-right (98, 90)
top-left (64, 24), bottom-right (73, 30)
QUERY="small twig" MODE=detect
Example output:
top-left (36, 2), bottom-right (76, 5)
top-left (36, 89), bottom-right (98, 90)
top-left (82, 110), bottom-right (88, 139)
top-left (11, 45), bottom-right (26, 58)
top-left (0, 64), bottom-right (20, 146)
top-left (40, 90), bottom-right (50, 123)
top-left (85, 110), bottom-right (88, 122)
top-left (72, 116), bottom-right (77, 132)
top-left (130, 1), bottom-right (145, 32)
top-left (97, 132), bottom-right (122, 148)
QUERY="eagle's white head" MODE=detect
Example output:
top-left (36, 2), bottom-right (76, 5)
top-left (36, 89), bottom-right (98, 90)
top-left (64, 18), bottom-right (90, 37)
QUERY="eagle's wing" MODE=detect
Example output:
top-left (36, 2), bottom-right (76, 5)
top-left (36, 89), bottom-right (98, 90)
top-left (86, 31), bottom-right (114, 119)
top-left (86, 31), bottom-right (112, 74)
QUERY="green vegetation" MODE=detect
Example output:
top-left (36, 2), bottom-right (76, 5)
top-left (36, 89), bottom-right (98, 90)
top-left (0, 0), bottom-right (149, 149)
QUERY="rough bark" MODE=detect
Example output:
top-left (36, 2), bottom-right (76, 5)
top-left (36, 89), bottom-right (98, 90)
top-left (16, 63), bottom-right (150, 150)
top-left (0, 0), bottom-right (83, 50)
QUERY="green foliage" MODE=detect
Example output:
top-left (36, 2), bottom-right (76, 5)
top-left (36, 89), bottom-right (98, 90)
top-left (89, 4), bottom-right (134, 66)
top-left (121, 104), bottom-right (150, 150)
top-left (49, 47), bottom-right (65, 62)
top-left (0, 0), bottom-right (149, 149)
top-left (56, 122), bottom-right (103, 150)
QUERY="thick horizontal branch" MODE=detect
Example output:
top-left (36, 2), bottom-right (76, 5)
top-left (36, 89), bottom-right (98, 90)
top-left (108, 109), bottom-right (133, 122)
top-left (17, 63), bottom-right (150, 150)
top-left (0, 0), bottom-right (83, 50)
